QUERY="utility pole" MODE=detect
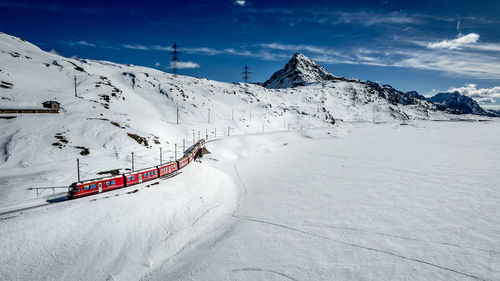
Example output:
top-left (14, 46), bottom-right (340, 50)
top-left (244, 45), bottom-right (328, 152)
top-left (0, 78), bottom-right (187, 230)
top-left (160, 147), bottom-right (162, 165)
top-left (208, 109), bottom-right (211, 123)
top-left (76, 158), bottom-right (80, 182)
top-left (228, 126), bottom-right (230, 136)
top-left (131, 152), bottom-right (134, 171)
top-left (183, 139), bottom-right (185, 152)
top-left (241, 65), bottom-right (251, 83)
top-left (193, 132), bottom-right (195, 144)
top-left (170, 42), bottom-right (180, 77)
top-left (74, 75), bottom-right (77, 97)
top-left (176, 107), bottom-right (179, 125)
top-left (198, 131), bottom-right (200, 140)
top-left (249, 110), bottom-right (252, 121)
top-left (231, 109), bottom-right (234, 121)
top-left (174, 144), bottom-right (177, 160)
top-left (205, 128), bottom-right (208, 140)
top-left (215, 128), bottom-right (217, 138)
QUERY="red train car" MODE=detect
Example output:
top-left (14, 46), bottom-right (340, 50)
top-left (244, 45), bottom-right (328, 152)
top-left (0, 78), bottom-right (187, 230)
top-left (68, 175), bottom-right (125, 199)
top-left (177, 155), bottom-right (190, 169)
top-left (178, 139), bottom-right (205, 168)
top-left (67, 139), bottom-right (206, 199)
top-left (123, 166), bottom-right (158, 186)
top-left (158, 161), bottom-right (178, 177)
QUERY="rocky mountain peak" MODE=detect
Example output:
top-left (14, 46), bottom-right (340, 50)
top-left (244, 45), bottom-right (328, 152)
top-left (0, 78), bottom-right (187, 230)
top-left (263, 53), bottom-right (336, 88)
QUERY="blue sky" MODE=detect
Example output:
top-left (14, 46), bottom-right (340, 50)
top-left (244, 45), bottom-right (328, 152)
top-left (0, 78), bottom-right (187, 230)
top-left (1, 0), bottom-right (500, 106)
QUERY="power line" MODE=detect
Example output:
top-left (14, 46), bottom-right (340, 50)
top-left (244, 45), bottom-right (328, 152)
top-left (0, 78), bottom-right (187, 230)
top-left (241, 65), bottom-right (251, 83)
top-left (170, 42), bottom-right (180, 77)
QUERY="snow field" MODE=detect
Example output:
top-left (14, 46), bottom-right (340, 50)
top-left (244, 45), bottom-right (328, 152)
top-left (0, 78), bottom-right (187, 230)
top-left (0, 162), bottom-right (238, 281)
top-left (146, 120), bottom-right (500, 281)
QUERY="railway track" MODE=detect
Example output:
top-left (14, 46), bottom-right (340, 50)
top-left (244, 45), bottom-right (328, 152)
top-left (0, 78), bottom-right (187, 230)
top-left (0, 169), bottom-right (184, 218)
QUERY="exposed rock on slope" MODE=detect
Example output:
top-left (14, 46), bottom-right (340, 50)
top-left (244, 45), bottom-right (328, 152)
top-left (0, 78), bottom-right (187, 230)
top-left (429, 92), bottom-right (496, 117)
top-left (263, 53), bottom-right (336, 88)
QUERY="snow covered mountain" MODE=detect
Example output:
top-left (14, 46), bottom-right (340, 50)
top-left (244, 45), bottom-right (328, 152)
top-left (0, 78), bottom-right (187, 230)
top-left (262, 52), bottom-right (497, 118)
top-left (263, 53), bottom-right (337, 88)
top-left (0, 31), bottom-right (489, 204)
top-left (429, 91), bottom-right (497, 117)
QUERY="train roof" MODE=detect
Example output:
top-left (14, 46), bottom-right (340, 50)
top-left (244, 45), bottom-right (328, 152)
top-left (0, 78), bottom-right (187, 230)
top-left (123, 166), bottom-right (158, 176)
top-left (185, 139), bottom-right (205, 153)
top-left (77, 173), bottom-right (123, 185)
top-left (158, 161), bottom-right (177, 168)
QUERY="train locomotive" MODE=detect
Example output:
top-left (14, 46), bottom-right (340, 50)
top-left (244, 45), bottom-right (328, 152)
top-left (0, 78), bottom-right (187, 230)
top-left (68, 139), bottom-right (206, 199)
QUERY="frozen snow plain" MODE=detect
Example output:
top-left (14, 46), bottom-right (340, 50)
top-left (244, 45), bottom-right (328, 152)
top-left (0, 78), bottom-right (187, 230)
top-left (1, 120), bottom-right (499, 281)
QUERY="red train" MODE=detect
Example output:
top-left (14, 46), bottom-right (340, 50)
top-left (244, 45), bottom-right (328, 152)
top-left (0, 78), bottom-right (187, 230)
top-left (68, 139), bottom-right (205, 199)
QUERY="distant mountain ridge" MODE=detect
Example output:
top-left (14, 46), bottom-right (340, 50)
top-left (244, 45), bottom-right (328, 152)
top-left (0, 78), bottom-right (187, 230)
top-left (263, 52), bottom-right (496, 117)
top-left (428, 91), bottom-right (497, 117)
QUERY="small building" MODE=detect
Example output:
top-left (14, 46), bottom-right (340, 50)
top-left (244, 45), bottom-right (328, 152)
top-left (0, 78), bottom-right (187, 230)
top-left (42, 101), bottom-right (60, 111)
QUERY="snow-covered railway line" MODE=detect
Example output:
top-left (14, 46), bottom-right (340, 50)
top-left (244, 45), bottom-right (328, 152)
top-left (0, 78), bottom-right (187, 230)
top-left (0, 127), bottom-right (306, 219)
top-left (0, 170), bottom-right (184, 218)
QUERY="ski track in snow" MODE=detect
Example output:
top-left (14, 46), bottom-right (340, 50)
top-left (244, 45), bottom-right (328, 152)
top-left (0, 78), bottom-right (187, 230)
top-left (233, 215), bottom-right (486, 281)
top-left (231, 267), bottom-right (300, 281)
top-left (147, 121), bottom-right (500, 281)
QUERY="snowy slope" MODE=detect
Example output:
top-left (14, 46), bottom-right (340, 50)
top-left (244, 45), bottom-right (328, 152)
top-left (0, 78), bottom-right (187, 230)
top-left (160, 120), bottom-right (500, 281)
top-left (0, 31), bottom-right (464, 204)
top-left (1, 121), bottom-right (499, 281)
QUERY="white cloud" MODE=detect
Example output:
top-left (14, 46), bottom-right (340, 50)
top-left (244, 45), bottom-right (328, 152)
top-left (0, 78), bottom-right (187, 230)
top-left (234, 0), bottom-right (246, 6)
top-left (427, 33), bottom-right (479, 50)
top-left (122, 44), bottom-right (148, 50)
top-left (180, 47), bottom-right (222, 55)
top-left (75, 40), bottom-right (96, 47)
top-left (447, 84), bottom-right (500, 104)
top-left (48, 49), bottom-right (59, 55)
top-left (62, 40), bottom-right (96, 47)
top-left (169, 61), bottom-right (200, 69)
top-left (260, 43), bottom-right (341, 56)
top-left (154, 62), bottom-right (160, 67)
top-left (333, 11), bottom-right (419, 26)
top-left (393, 48), bottom-right (500, 79)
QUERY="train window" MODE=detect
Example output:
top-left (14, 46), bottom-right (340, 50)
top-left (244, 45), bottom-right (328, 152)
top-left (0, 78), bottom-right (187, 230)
top-left (90, 184), bottom-right (96, 189)
top-left (105, 181), bottom-right (110, 186)
top-left (112, 180), bottom-right (116, 185)
top-left (83, 185), bottom-right (88, 191)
